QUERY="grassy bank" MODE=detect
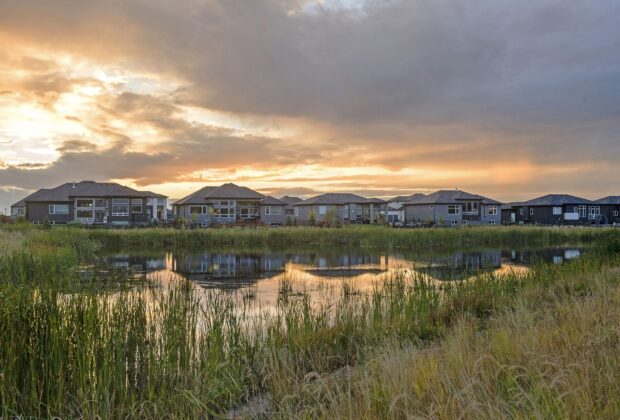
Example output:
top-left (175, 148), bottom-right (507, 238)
top-left (5, 224), bottom-right (618, 251)
top-left (0, 227), bottom-right (619, 417)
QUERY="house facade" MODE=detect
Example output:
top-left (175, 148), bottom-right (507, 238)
top-left (511, 194), bottom-right (597, 225)
top-left (12, 181), bottom-right (168, 226)
top-left (172, 183), bottom-right (287, 226)
top-left (595, 196), bottom-right (620, 225)
top-left (404, 190), bottom-right (501, 226)
top-left (386, 194), bottom-right (425, 225)
top-left (293, 193), bottom-right (387, 225)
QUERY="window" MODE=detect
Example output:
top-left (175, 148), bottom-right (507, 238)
top-left (447, 205), bottom-right (460, 215)
top-left (212, 200), bottom-right (235, 219)
top-left (77, 210), bottom-right (94, 219)
top-left (614, 211), bottom-right (619, 217)
top-left (294, 207), bottom-right (299, 217)
top-left (266, 206), bottom-right (282, 216)
top-left (49, 204), bottom-right (69, 215)
top-left (318, 206), bottom-right (327, 215)
top-left (189, 206), bottom-right (206, 215)
top-left (489, 220), bottom-right (496, 225)
top-left (588, 206), bottom-right (600, 219)
top-left (76, 199), bottom-right (93, 207)
top-left (450, 220), bottom-right (458, 225)
top-left (131, 199), bottom-right (143, 213)
top-left (529, 208), bottom-right (534, 216)
top-left (519, 208), bottom-right (524, 216)
top-left (553, 206), bottom-right (562, 215)
top-left (487, 205), bottom-right (498, 216)
top-left (462, 202), bottom-right (479, 215)
top-left (578, 205), bottom-right (587, 218)
top-left (462, 220), bottom-right (467, 225)
top-left (13, 207), bottom-right (26, 217)
top-left (111, 199), bottom-right (129, 216)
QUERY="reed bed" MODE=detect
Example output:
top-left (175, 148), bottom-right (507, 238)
top-left (0, 226), bottom-right (619, 418)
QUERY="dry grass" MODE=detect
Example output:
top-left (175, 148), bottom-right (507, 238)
top-left (268, 266), bottom-right (620, 419)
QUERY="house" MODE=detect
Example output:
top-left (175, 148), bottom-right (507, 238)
top-left (386, 194), bottom-right (425, 225)
top-left (501, 202), bottom-right (525, 224)
top-left (293, 193), bottom-right (387, 224)
top-left (595, 196), bottom-right (620, 225)
top-left (280, 196), bottom-right (303, 219)
top-left (10, 189), bottom-right (51, 218)
top-left (172, 183), bottom-right (288, 226)
top-left (13, 181), bottom-right (168, 226)
top-left (403, 190), bottom-right (501, 226)
top-left (514, 194), bottom-right (596, 225)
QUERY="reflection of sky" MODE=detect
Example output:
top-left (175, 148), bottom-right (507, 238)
top-left (100, 247), bottom-right (582, 317)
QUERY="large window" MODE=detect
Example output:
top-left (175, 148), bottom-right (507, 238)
top-left (77, 210), bottom-right (94, 219)
top-left (76, 199), bottom-right (93, 207)
top-left (447, 205), bottom-right (460, 215)
top-left (318, 206), bottom-right (327, 215)
top-left (111, 199), bottom-right (129, 216)
top-left (190, 206), bottom-right (207, 215)
top-left (131, 199), bottom-right (143, 213)
top-left (213, 201), bottom-right (235, 219)
top-left (462, 202), bottom-right (478, 215)
top-left (49, 204), bottom-right (69, 215)
top-left (553, 206), bottom-right (562, 215)
top-left (487, 205), bottom-right (498, 216)
top-left (578, 205), bottom-right (587, 218)
top-left (588, 206), bottom-right (600, 219)
top-left (265, 206), bottom-right (282, 216)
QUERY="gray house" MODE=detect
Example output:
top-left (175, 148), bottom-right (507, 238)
top-left (386, 194), bottom-right (426, 225)
top-left (12, 181), bottom-right (168, 226)
top-left (596, 196), bottom-right (620, 225)
top-left (513, 194), bottom-right (596, 225)
top-left (404, 190), bottom-right (501, 226)
top-left (172, 183), bottom-right (288, 226)
top-left (293, 193), bottom-right (387, 225)
top-left (280, 196), bottom-right (302, 219)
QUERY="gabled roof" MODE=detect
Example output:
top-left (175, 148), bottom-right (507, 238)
top-left (173, 183), bottom-right (265, 206)
top-left (173, 186), bottom-right (218, 206)
top-left (279, 196), bottom-right (303, 205)
top-left (203, 183), bottom-right (265, 200)
top-left (595, 196), bottom-right (620, 205)
top-left (523, 194), bottom-right (593, 206)
top-left (294, 193), bottom-right (385, 206)
top-left (389, 193), bottom-right (426, 203)
top-left (261, 196), bottom-right (287, 206)
top-left (502, 202), bottom-right (524, 210)
top-left (23, 181), bottom-right (160, 202)
top-left (405, 190), bottom-right (501, 205)
top-left (143, 191), bottom-right (168, 199)
top-left (11, 189), bottom-right (50, 208)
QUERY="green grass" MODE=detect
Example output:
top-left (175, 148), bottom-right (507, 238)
top-left (0, 226), bottom-right (619, 417)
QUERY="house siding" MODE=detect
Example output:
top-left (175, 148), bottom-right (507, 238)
top-left (28, 202), bottom-right (74, 224)
top-left (260, 205), bottom-right (287, 225)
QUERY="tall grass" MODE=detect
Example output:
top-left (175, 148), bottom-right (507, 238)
top-left (0, 226), bottom-right (619, 417)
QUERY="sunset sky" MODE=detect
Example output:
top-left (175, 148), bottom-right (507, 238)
top-left (1, 0), bottom-right (619, 212)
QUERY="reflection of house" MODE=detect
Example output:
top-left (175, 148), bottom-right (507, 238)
top-left (172, 183), bottom-right (287, 226)
top-left (293, 193), bottom-right (387, 224)
top-left (102, 254), bottom-right (167, 274)
top-left (10, 181), bottom-right (168, 226)
top-left (173, 252), bottom-right (286, 278)
top-left (404, 190), bottom-right (501, 226)
top-left (503, 248), bottom-right (581, 265)
top-left (417, 250), bottom-right (502, 280)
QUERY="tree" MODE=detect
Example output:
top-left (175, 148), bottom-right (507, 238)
top-left (308, 210), bottom-right (317, 226)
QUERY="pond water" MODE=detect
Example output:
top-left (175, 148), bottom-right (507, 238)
top-left (97, 246), bottom-right (583, 312)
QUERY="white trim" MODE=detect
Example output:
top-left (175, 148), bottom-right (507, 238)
top-left (487, 205), bottom-right (498, 216)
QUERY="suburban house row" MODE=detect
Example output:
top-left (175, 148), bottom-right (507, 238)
top-left (9, 180), bottom-right (620, 227)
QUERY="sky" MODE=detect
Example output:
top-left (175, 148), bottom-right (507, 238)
top-left (1, 0), bottom-right (619, 212)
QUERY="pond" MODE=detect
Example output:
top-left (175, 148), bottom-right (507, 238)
top-left (97, 246), bottom-right (583, 313)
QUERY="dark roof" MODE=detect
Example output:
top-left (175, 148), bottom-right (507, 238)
top-left (523, 194), bottom-right (593, 206)
top-left (204, 183), bottom-right (265, 200)
top-left (173, 186), bottom-right (218, 205)
top-left (279, 196), bottom-right (303, 205)
top-left (173, 183), bottom-right (265, 206)
top-left (501, 202), bottom-right (524, 210)
top-left (389, 193), bottom-right (426, 203)
top-left (405, 190), bottom-right (501, 205)
top-left (294, 193), bottom-right (385, 206)
top-left (143, 191), bottom-right (168, 199)
top-left (595, 196), bottom-right (620, 205)
top-left (11, 189), bottom-right (50, 207)
top-left (23, 181), bottom-right (161, 202)
top-left (261, 196), bottom-right (287, 206)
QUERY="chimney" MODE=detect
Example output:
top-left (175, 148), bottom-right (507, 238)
top-left (72, 181), bottom-right (76, 189)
